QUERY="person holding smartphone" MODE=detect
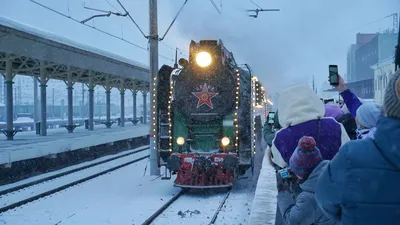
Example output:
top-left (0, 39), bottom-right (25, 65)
top-left (328, 69), bottom-right (362, 119)
top-left (329, 67), bottom-right (381, 139)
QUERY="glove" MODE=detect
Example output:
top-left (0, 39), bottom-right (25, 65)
top-left (276, 171), bottom-right (290, 192)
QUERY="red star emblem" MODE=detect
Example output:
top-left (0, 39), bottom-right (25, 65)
top-left (192, 84), bottom-right (218, 109)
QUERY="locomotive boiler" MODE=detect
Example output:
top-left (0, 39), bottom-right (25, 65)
top-left (156, 39), bottom-right (266, 189)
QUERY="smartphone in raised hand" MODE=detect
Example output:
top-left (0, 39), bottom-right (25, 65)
top-left (329, 65), bottom-right (339, 86)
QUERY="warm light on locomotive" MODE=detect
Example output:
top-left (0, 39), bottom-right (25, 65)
top-left (176, 137), bottom-right (185, 146)
top-left (221, 137), bottom-right (230, 147)
top-left (195, 51), bottom-right (212, 67)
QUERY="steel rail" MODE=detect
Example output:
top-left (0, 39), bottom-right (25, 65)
top-left (0, 146), bottom-right (148, 196)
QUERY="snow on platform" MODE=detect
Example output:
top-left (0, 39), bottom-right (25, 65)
top-left (248, 150), bottom-right (277, 225)
top-left (0, 123), bottom-right (149, 165)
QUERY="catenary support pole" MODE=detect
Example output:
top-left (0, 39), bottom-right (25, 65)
top-left (149, 0), bottom-right (160, 176)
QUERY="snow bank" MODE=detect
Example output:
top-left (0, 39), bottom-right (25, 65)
top-left (0, 124), bottom-right (148, 165)
top-left (248, 152), bottom-right (277, 225)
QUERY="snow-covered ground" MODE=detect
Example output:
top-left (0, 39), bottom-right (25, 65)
top-left (0, 157), bottom-right (180, 225)
top-left (214, 177), bottom-right (255, 225)
top-left (0, 149), bottom-right (148, 209)
top-left (0, 146), bottom-right (147, 192)
top-left (152, 189), bottom-right (229, 225)
top-left (151, 171), bottom-right (256, 225)
top-left (0, 146), bottom-right (270, 225)
top-left (144, 182), bottom-right (254, 225)
top-left (0, 165), bottom-right (260, 225)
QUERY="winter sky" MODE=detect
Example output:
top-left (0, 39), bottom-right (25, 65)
top-left (1, 0), bottom-right (399, 100)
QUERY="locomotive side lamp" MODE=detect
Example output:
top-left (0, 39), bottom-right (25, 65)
top-left (195, 51), bottom-right (212, 67)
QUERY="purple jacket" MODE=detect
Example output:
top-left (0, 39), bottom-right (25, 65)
top-left (340, 89), bottom-right (362, 118)
top-left (270, 84), bottom-right (350, 168)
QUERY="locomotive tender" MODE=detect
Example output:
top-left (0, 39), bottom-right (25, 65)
top-left (156, 39), bottom-right (266, 189)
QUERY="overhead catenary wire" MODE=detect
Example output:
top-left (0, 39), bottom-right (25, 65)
top-left (29, 0), bottom-right (174, 62)
top-left (209, 0), bottom-right (221, 14)
top-left (159, 0), bottom-right (189, 41)
top-left (85, 0), bottom-right (189, 58)
top-left (249, 0), bottom-right (261, 9)
top-left (115, 0), bottom-right (147, 38)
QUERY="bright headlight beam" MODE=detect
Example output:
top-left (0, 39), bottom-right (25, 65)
top-left (196, 51), bottom-right (212, 67)
top-left (177, 137), bottom-right (185, 146)
top-left (221, 137), bottom-right (230, 147)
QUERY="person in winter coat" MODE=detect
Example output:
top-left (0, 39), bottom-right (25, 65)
top-left (269, 84), bottom-right (350, 169)
top-left (263, 110), bottom-right (282, 147)
top-left (355, 102), bottom-right (381, 139)
top-left (316, 71), bottom-right (400, 225)
top-left (324, 104), bottom-right (344, 119)
top-left (335, 113), bottom-right (357, 140)
top-left (277, 136), bottom-right (338, 225)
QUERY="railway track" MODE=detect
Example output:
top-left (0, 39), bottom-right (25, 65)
top-left (0, 147), bottom-right (149, 213)
top-left (142, 188), bottom-right (232, 225)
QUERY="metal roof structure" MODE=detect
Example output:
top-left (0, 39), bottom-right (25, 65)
top-left (0, 16), bottom-right (149, 91)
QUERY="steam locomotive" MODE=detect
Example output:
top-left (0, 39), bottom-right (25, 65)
top-left (156, 39), bottom-right (266, 189)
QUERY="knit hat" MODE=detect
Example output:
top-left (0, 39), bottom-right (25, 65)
top-left (383, 71), bottom-right (400, 119)
top-left (289, 136), bottom-right (323, 179)
top-left (324, 104), bottom-right (344, 119)
top-left (355, 102), bottom-right (382, 128)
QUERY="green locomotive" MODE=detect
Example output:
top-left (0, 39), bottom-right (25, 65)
top-left (156, 39), bottom-right (266, 188)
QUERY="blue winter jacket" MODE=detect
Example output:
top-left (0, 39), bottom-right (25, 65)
top-left (316, 117), bottom-right (400, 225)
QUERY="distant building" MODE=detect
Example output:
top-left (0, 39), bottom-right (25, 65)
top-left (371, 56), bottom-right (396, 104)
top-left (354, 32), bottom-right (397, 82)
top-left (347, 44), bottom-right (360, 83)
top-left (346, 33), bottom-right (378, 83)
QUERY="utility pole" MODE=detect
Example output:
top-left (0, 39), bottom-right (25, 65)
top-left (149, 0), bottom-right (160, 176)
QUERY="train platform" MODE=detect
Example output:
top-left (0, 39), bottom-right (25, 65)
top-left (248, 149), bottom-right (277, 225)
top-left (0, 123), bottom-right (149, 165)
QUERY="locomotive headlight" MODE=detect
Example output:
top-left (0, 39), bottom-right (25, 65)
top-left (176, 137), bottom-right (185, 146)
top-left (221, 137), bottom-right (230, 147)
top-left (195, 51), bottom-right (212, 67)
